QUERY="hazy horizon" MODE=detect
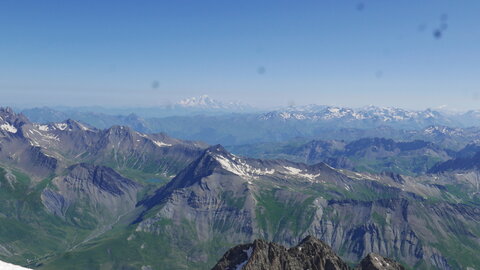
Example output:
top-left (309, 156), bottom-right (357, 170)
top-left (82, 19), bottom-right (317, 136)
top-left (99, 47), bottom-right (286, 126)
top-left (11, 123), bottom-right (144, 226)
top-left (3, 94), bottom-right (475, 114)
top-left (1, 1), bottom-right (480, 110)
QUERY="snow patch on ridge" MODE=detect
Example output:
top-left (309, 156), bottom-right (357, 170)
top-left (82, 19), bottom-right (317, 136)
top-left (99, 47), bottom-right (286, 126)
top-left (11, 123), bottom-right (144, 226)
top-left (214, 155), bottom-right (274, 180)
top-left (283, 166), bottom-right (320, 180)
top-left (152, 140), bottom-right (172, 147)
top-left (54, 123), bottom-right (68, 131)
top-left (77, 122), bottom-right (91, 131)
top-left (37, 125), bottom-right (49, 131)
top-left (136, 132), bottom-right (148, 138)
top-left (29, 129), bottom-right (60, 142)
top-left (0, 123), bottom-right (17, 133)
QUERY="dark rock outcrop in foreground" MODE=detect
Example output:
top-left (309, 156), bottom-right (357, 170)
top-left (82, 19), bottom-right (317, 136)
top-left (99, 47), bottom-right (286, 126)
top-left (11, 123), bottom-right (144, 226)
top-left (356, 253), bottom-right (405, 270)
top-left (212, 236), bottom-right (405, 270)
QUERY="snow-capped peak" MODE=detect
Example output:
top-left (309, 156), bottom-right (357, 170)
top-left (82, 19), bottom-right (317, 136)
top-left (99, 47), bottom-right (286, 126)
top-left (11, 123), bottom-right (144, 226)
top-left (178, 95), bottom-right (219, 108)
top-left (422, 125), bottom-right (462, 136)
top-left (176, 95), bottom-right (251, 111)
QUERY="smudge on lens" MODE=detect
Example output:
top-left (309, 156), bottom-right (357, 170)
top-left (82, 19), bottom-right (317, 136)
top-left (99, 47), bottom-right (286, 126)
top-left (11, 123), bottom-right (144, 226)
top-left (257, 66), bottom-right (266, 75)
top-left (151, 80), bottom-right (160, 89)
top-left (356, 2), bottom-right (365, 11)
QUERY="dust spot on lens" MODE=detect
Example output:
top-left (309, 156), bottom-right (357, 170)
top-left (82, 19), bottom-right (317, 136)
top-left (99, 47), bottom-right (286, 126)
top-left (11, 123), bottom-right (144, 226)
top-left (440, 13), bottom-right (448, 22)
top-left (356, 2), bottom-right (365, 11)
top-left (433, 13), bottom-right (449, 40)
top-left (257, 66), bottom-right (266, 75)
top-left (417, 24), bottom-right (427, 32)
top-left (151, 81), bottom-right (160, 89)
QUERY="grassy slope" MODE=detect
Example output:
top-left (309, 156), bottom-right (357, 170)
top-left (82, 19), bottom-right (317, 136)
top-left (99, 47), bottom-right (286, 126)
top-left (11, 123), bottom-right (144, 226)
top-left (0, 168), bottom-right (93, 267)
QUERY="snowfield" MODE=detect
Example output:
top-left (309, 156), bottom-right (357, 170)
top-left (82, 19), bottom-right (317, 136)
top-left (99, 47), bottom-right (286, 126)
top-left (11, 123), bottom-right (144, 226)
top-left (0, 260), bottom-right (31, 270)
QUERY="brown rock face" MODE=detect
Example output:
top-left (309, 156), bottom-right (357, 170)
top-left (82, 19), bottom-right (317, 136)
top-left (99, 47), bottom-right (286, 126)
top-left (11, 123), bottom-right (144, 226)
top-left (356, 253), bottom-right (406, 270)
top-left (212, 236), bottom-right (404, 270)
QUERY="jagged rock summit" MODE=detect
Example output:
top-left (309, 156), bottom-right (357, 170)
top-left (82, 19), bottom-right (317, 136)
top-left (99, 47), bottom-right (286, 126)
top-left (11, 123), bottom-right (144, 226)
top-left (356, 253), bottom-right (406, 270)
top-left (212, 236), bottom-right (405, 270)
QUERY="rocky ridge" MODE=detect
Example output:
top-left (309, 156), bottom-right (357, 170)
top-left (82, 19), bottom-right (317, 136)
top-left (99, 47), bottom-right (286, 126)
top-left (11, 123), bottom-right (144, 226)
top-left (212, 236), bottom-right (404, 270)
top-left (0, 107), bottom-right (207, 179)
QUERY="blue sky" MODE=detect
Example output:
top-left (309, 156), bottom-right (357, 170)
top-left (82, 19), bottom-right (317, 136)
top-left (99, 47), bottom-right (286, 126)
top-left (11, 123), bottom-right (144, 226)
top-left (1, 0), bottom-right (479, 110)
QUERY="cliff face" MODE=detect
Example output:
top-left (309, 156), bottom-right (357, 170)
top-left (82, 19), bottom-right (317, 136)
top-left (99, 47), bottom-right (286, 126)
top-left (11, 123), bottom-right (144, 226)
top-left (41, 163), bottom-right (142, 227)
top-left (212, 236), bottom-right (404, 270)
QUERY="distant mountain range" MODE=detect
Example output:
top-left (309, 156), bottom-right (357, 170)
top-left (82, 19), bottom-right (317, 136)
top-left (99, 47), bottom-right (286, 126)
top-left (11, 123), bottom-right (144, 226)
top-left (19, 96), bottom-right (480, 126)
top-left (0, 107), bottom-right (479, 269)
top-left (20, 103), bottom-right (480, 147)
top-left (20, 95), bottom-right (258, 119)
top-left (262, 104), bottom-right (480, 129)
top-left (262, 105), bottom-right (444, 123)
top-left (228, 137), bottom-right (456, 175)
top-left (429, 142), bottom-right (480, 173)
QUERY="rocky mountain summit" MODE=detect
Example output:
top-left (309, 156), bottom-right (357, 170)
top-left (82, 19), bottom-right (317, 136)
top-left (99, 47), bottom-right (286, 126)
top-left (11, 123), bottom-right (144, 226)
top-left (212, 236), bottom-right (404, 270)
top-left (356, 253), bottom-right (405, 270)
